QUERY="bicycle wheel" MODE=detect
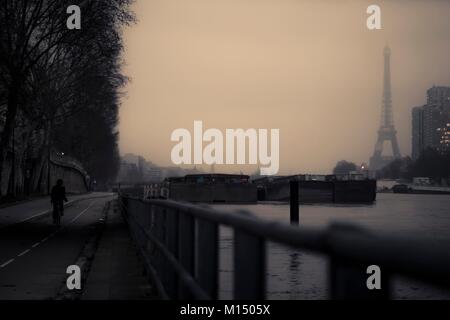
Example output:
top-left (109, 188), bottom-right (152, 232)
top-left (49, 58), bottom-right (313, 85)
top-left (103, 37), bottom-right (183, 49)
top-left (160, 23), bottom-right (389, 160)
top-left (55, 207), bottom-right (61, 227)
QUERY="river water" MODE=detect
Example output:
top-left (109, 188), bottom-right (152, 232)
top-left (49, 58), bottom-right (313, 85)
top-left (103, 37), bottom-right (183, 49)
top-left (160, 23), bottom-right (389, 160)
top-left (212, 193), bottom-right (450, 300)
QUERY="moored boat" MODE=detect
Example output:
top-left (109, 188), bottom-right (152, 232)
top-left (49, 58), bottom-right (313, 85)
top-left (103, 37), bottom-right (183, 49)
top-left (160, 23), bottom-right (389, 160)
top-left (163, 174), bottom-right (257, 203)
top-left (253, 174), bottom-right (376, 204)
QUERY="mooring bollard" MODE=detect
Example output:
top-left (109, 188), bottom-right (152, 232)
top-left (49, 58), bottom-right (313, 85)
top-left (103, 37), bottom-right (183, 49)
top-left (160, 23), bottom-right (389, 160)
top-left (290, 180), bottom-right (299, 225)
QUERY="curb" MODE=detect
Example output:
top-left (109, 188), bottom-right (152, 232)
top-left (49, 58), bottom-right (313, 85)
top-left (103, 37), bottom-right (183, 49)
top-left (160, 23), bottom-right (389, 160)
top-left (55, 201), bottom-right (110, 300)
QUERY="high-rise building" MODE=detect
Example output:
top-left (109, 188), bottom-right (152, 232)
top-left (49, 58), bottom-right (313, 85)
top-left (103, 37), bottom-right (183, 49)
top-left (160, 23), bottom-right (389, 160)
top-left (411, 86), bottom-right (450, 159)
top-left (411, 106), bottom-right (424, 160)
top-left (427, 86), bottom-right (450, 106)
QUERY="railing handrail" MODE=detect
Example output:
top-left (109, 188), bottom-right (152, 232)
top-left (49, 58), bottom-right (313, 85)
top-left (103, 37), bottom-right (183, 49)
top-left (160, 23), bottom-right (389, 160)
top-left (144, 198), bottom-right (450, 289)
top-left (120, 204), bottom-right (209, 300)
top-left (120, 195), bottom-right (450, 299)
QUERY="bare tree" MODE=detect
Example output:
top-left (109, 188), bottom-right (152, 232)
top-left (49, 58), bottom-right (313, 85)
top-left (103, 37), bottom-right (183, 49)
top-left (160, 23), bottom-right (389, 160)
top-left (0, 0), bottom-right (134, 196)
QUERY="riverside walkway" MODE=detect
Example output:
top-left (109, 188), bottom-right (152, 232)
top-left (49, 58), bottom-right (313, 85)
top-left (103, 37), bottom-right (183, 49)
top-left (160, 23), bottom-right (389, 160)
top-left (1, 192), bottom-right (450, 300)
top-left (0, 193), bottom-right (154, 300)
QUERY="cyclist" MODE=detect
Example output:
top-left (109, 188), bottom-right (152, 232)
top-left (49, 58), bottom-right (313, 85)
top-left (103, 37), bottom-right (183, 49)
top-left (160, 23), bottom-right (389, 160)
top-left (51, 179), bottom-right (68, 226)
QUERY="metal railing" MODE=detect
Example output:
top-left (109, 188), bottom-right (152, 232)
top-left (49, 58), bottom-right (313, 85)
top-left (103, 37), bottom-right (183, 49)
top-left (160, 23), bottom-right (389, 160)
top-left (118, 195), bottom-right (450, 300)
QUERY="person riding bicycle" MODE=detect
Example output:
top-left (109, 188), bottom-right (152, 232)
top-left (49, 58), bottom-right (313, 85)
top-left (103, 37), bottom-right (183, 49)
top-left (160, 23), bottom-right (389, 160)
top-left (51, 179), bottom-right (68, 225)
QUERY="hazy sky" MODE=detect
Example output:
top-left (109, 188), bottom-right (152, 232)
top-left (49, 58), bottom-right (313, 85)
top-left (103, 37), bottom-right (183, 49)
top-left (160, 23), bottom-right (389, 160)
top-left (119, 0), bottom-right (450, 174)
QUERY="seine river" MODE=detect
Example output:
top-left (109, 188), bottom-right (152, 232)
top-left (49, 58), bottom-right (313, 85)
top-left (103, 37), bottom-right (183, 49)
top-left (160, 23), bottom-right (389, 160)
top-left (213, 193), bottom-right (450, 300)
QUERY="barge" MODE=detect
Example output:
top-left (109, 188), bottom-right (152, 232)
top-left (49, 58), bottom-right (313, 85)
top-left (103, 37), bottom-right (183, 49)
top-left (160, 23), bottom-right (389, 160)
top-left (160, 174), bottom-right (257, 204)
top-left (145, 173), bottom-right (376, 204)
top-left (253, 174), bottom-right (376, 204)
top-left (392, 184), bottom-right (450, 195)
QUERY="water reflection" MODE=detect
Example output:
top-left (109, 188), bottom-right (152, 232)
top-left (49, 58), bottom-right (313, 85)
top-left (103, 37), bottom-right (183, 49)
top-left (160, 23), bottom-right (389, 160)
top-left (214, 194), bottom-right (450, 299)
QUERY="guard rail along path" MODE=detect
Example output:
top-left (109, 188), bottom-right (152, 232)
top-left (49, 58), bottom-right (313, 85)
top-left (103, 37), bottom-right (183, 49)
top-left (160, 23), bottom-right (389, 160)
top-left (118, 194), bottom-right (450, 300)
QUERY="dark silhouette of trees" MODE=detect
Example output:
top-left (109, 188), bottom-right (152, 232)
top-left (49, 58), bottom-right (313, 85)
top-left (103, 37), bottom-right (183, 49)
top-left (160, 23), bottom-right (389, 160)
top-left (378, 157), bottom-right (412, 180)
top-left (408, 148), bottom-right (450, 181)
top-left (378, 149), bottom-right (450, 182)
top-left (333, 160), bottom-right (357, 175)
top-left (0, 0), bottom-right (134, 197)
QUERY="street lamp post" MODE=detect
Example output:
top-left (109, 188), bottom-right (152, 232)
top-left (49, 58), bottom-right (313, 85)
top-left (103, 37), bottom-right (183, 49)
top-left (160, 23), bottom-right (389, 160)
top-left (47, 118), bottom-right (51, 195)
top-left (11, 125), bottom-right (15, 197)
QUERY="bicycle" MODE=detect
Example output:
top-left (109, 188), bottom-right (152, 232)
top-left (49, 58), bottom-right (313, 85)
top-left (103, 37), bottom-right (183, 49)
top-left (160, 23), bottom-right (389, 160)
top-left (52, 200), bottom-right (64, 227)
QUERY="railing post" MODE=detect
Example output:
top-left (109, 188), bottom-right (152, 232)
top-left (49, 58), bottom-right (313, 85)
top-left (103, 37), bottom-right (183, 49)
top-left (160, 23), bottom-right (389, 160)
top-left (157, 208), bottom-right (167, 287)
top-left (178, 212), bottom-right (195, 299)
top-left (165, 209), bottom-right (179, 299)
top-left (196, 219), bottom-right (218, 299)
top-left (329, 258), bottom-right (390, 300)
top-left (290, 180), bottom-right (299, 225)
top-left (327, 224), bottom-right (390, 300)
top-left (234, 230), bottom-right (266, 300)
top-left (148, 204), bottom-right (160, 275)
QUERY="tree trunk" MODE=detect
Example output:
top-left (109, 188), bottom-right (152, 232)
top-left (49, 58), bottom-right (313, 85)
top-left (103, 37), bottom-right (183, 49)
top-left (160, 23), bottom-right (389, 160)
top-left (0, 82), bottom-right (20, 198)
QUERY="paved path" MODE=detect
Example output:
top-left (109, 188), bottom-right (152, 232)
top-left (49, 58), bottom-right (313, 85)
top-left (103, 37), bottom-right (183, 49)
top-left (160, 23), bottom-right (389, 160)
top-left (0, 193), bottom-right (156, 300)
top-left (0, 195), bottom-right (111, 299)
top-left (82, 202), bottom-right (155, 300)
top-left (0, 192), bottom-right (113, 229)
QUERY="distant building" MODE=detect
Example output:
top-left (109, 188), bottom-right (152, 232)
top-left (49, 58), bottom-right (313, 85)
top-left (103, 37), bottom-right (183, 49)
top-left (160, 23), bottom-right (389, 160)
top-left (117, 161), bottom-right (140, 182)
top-left (145, 168), bottom-right (162, 182)
top-left (116, 153), bottom-right (205, 183)
top-left (411, 86), bottom-right (450, 159)
top-left (427, 86), bottom-right (450, 106)
top-left (412, 106), bottom-right (424, 160)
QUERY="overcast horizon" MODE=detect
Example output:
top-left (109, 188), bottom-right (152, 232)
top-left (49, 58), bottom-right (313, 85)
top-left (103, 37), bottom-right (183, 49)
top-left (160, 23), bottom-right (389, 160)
top-left (119, 0), bottom-right (450, 175)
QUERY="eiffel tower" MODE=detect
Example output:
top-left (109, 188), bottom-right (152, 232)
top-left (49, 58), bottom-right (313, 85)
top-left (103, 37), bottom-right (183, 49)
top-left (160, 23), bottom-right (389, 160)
top-left (369, 46), bottom-right (401, 171)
